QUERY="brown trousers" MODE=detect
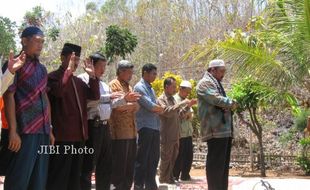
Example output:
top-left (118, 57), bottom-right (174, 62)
top-left (159, 141), bottom-right (179, 182)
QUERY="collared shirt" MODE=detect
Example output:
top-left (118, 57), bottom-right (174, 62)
top-left (134, 78), bottom-right (160, 131)
top-left (78, 73), bottom-right (126, 121)
top-left (7, 58), bottom-right (50, 134)
top-left (48, 66), bottom-right (100, 142)
top-left (158, 93), bottom-right (188, 144)
top-left (174, 93), bottom-right (193, 138)
top-left (109, 78), bottom-right (136, 140)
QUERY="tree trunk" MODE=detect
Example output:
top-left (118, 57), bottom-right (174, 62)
top-left (246, 107), bottom-right (267, 177)
top-left (257, 134), bottom-right (266, 177)
top-left (253, 107), bottom-right (266, 177)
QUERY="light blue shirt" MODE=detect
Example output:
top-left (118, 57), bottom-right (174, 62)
top-left (134, 78), bottom-right (160, 131)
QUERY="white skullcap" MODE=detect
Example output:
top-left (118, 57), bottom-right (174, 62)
top-left (208, 59), bottom-right (225, 68)
top-left (180, 80), bottom-right (192, 89)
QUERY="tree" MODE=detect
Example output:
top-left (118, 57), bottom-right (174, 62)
top-left (184, 0), bottom-right (310, 92)
top-left (32, 0), bottom-right (262, 79)
top-left (229, 76), bottom-right (298, 176)
top-left (20, 6), bottom-right (60, 42)
top-left (0, 17), bottom-right (16, 62)
top-left (22, 6), bottom-right (46, 27)
top-left (104, 25), bottom-right (138, 62)
top-left (86, 2), bottom-right (98, 12)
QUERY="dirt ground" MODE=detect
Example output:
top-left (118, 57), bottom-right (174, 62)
top-left (190, 168), bottom-right (310, 179)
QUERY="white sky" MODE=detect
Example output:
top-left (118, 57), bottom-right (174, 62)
top-left (0, 0), bottom-right (98, 25)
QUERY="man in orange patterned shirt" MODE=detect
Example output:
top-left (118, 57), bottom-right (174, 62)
top-left (109, 60), bottom-right (140, 190)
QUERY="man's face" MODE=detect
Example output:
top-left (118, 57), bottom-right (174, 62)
top-left (144, 69), bottom-right (157, 83)
top-left (119, 68), bottom-right (133, 83)
top-left (212, 67), bottom-right (226, 81)
top-left (94, 60), bottom-right (107, 78)
top-left (22, 35), bottom-right (44, 57)
top-left (179, 87), bottom-right (191, 98)
top-left (165, 80), bottom-right (177, 96)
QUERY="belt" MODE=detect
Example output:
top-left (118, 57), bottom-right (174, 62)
top-left (100, 120), bottom-right (108, 125)
top-left (89, 119), bottom-right (108, 126)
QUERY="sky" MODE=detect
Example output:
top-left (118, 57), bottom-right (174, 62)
top-left (0, 0), bottom-right (99, 25)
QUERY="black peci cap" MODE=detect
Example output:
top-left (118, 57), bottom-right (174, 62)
top-left (61, 43), bottom-right (82, 57)
top-left (21, 26), bottom-right (44, 38)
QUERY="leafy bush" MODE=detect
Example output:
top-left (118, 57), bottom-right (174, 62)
top-left (279, 127), bottom-right (298, 145)
top-left (152, 72), bottom-right (197, 98)
top-left (297, 137), bottom-right (310, 175)
top-left (104, 25), bottom-right (138, 62)
top-left (152, 72), bottom-right (183, 97)
top-left (294, 109), bottom-right (310, 132)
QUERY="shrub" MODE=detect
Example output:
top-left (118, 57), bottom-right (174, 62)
top-left (296, 137), bottom-right (310, 175)
top-left (294, 109), bottom-right (310, 132)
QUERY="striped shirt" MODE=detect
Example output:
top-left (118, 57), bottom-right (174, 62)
top-left (7, 58), bottom-right (50, 134)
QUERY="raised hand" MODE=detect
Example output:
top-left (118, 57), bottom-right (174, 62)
top-left (67, 52), bottom-right (77, 72)
top-left (8, 50), bottom-right (26, 74)
top-left (83, 58), bottom-right (95, 78)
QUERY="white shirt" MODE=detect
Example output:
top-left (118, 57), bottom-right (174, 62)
top-left (78, 73), bottom-right (126, 120)
top-left (0, 69), bottom-right (15, 96)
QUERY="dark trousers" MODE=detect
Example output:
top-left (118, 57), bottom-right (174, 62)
top-left (0, 129), bottom-right (13, 175)
top-left (80, 121), bottom-right (112, 190)
top-left (134, 128), bottom-right (160, 190)
top-left (111, 138), bottom-right (136, 190)
top-left (46, 141), bottom-right (84, 190)
top-left (173, 136), bottom-right (193, 180)
top-left (206, 137), bottom-right (232, 190)
top-left (4, 134), bottom-right (49, 190)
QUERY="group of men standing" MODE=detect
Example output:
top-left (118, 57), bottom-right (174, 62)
top-left (0, 26), bottom-right (237, 190)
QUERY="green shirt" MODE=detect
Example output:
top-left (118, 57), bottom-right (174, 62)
top-left (174, 93), bottom-right (193, 138)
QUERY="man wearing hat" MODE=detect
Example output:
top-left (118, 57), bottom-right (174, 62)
top-left (173, 80), bottom-right (197, 182)
top-left (3, 26), bottom-right (52, 190)
top-left (196, 59), bottom-right (238, 190)
top-left (78, 53), bottom-right (140, 190)
top-left (109, 60), bottom-right (140, 190)
top-left (157, 77), bottom-right (196, 184)
top-left (46, 43), bottom-right (100, 190)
